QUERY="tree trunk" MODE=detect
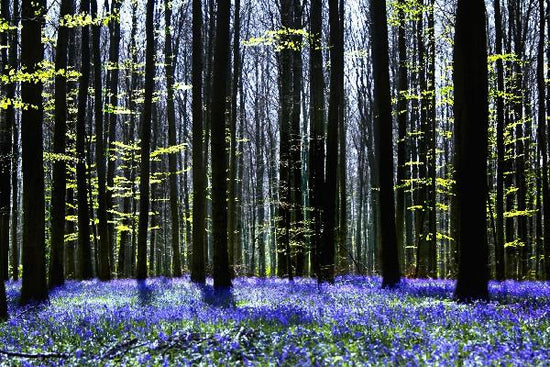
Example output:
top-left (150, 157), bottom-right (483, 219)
top-left (453, 0), bottom-right (489, 301)
top-left (164, 0), bottom-right (182, 277)
top-left (320, 0), bottom-right (343, 284)
top-left (9, 0), bottom-right (19, 282)
top-left (370, 0), bottom-right (401, 288)
top-left (105, 0), bottom-right (122, 268)
top-left (20, 0), bottom-right (48, 304)
top-left (136, 0), bottom-right (156, 280)
top-left (191, 0), bottom-right (206, 284)
top-left (395, 0), bottom-right (408, 272)
top-left (211, 0), bottom-right (232, 289)
top-left (75, 0), bottom-right (93, 280)
top-left (537, 0), bottom-right (550, 280)
top-left (493, 0), bottom-right (506, 281)
top-left (277, 0), bottom-right (293, 280)
top-left (308, 0), bottom-right (325, 280)
top-left (0, 0), bottom-right (12, 281)
top-left (49, 0), bottom-right (73, 288)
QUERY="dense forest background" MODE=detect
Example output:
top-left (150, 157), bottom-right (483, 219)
top-left (0, 0), bottom-right (549, 315)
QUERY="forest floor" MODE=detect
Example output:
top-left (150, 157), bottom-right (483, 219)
top-left (0, 276), bottom-right (549, 366)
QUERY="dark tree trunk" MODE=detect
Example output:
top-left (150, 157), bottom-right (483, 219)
top-left (20, 0), bottom-right (48, 304)
top-left (75, 0), bottom-right (93, 280)
top-left (453, 0), bottom-right (489, 301)
top-left (136, 0), bottom-right (156, 280)
top-left (49, 0), bottom-right (73, 288)
top-left (191, 0), bottom-right (206, 284)
top-left (91, 0), bottom-right (111, 281)
top-left (211, 0), bottom-right (232, 289)
top-left (308, 0), bottom-right (325, 280)
top-left (370, 0), bottom-right (401, 288)
top-left (164, 0), bottom-right (182, 277)
top-left (278, 0), bottom-right (293, 280)
top-left (320, 0), bottom-right (343, 284)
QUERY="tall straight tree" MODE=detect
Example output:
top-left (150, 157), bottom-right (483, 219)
top-left (319, 0), bottom-right (342, 284)
top-left (49, 0), bottom-right (73, 288)
top-left (395, 0), bottom-right (409, 269)
top-left (164, 0), bottom-right (182, 277)
top-left (191, 0), bottom-right (206, 284)
top-left (211, 0), bottom-right (232, 289)
top-left (8, 0), bottom-right (18, 281)
top-left (277, 0), bottom-right (293, 279)
top-left (537, 0), bottom-right (550, 280)
top-left (0, 0), bottom-right (12, 281)
top-left (453, 0), bottom-right (489, 301)
top-left (105, 0), bottom-right (122, 263)
top-left (308, 0), bottom-right (325, 278)
top-left (370, 0), bottom-right (401, 288)
top-left (75, 0), bottom-right (93, 280)
top-left (20, 0), bottom-right (48, 304)
top-left (91, 0), bottom-right (111, 281)
top-left (493, 0), bottom-right (506, 281)
top-left (136, 0), bottom-right (156, 280)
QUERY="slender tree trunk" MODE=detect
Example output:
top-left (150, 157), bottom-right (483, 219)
top-left (191, 0), bottom-right (206, 284)
top-left (453, 0), bottom-right (489, 301)
top-left (75, 0), bottom-right (93, 280)
top-left (9, 0), bottom-right (19, 282)
top-left (537, 0), bottom-right (550, 280)
top-left (91, 0), bottom-right (111, 281)
top-left (227, 0), bottom-right (241, 271)
top-left (0, 0), bottom-right (12, 281)
top-left (164, 0), bottom-right (182, 277)
top-left (49, 0), bottom-right (73, 288)
top-left (20, 0), bottom-right (48, 304)
top-left (105, 0), bottom-right (122, 266)
top-left (395, 0), bottom-right (408, 272)
top-left (211, 0), bottom-right (232, 289)
top-left (493, 0), bottom-right (506, 281)
top-left (136, 0), bottom-right (156, 280)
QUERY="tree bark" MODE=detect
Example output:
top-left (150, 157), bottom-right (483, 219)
top-left (191, 0), bottom-right (206, 284)
top-left (211, 0), bottom-right (232, 289)
top-left (49, 0), bottom-right (73, 288)
top-left (164, 0), bottom-right (182, 277)
top-left (453, 0), bottom-right (489, 301)
top-left (20, 0), bottom-right (48, 304)
top-left (370, 0), bottom-right (401, 288)
top-left (136, 0), bottom-right (156, 280)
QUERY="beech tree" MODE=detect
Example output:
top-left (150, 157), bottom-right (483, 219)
top-left (370, 0), bottom-right (401, 288)
top-left (453, 0), bottom-right (490, 301)
top-left (20, 0), bottom-right (48, 304)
